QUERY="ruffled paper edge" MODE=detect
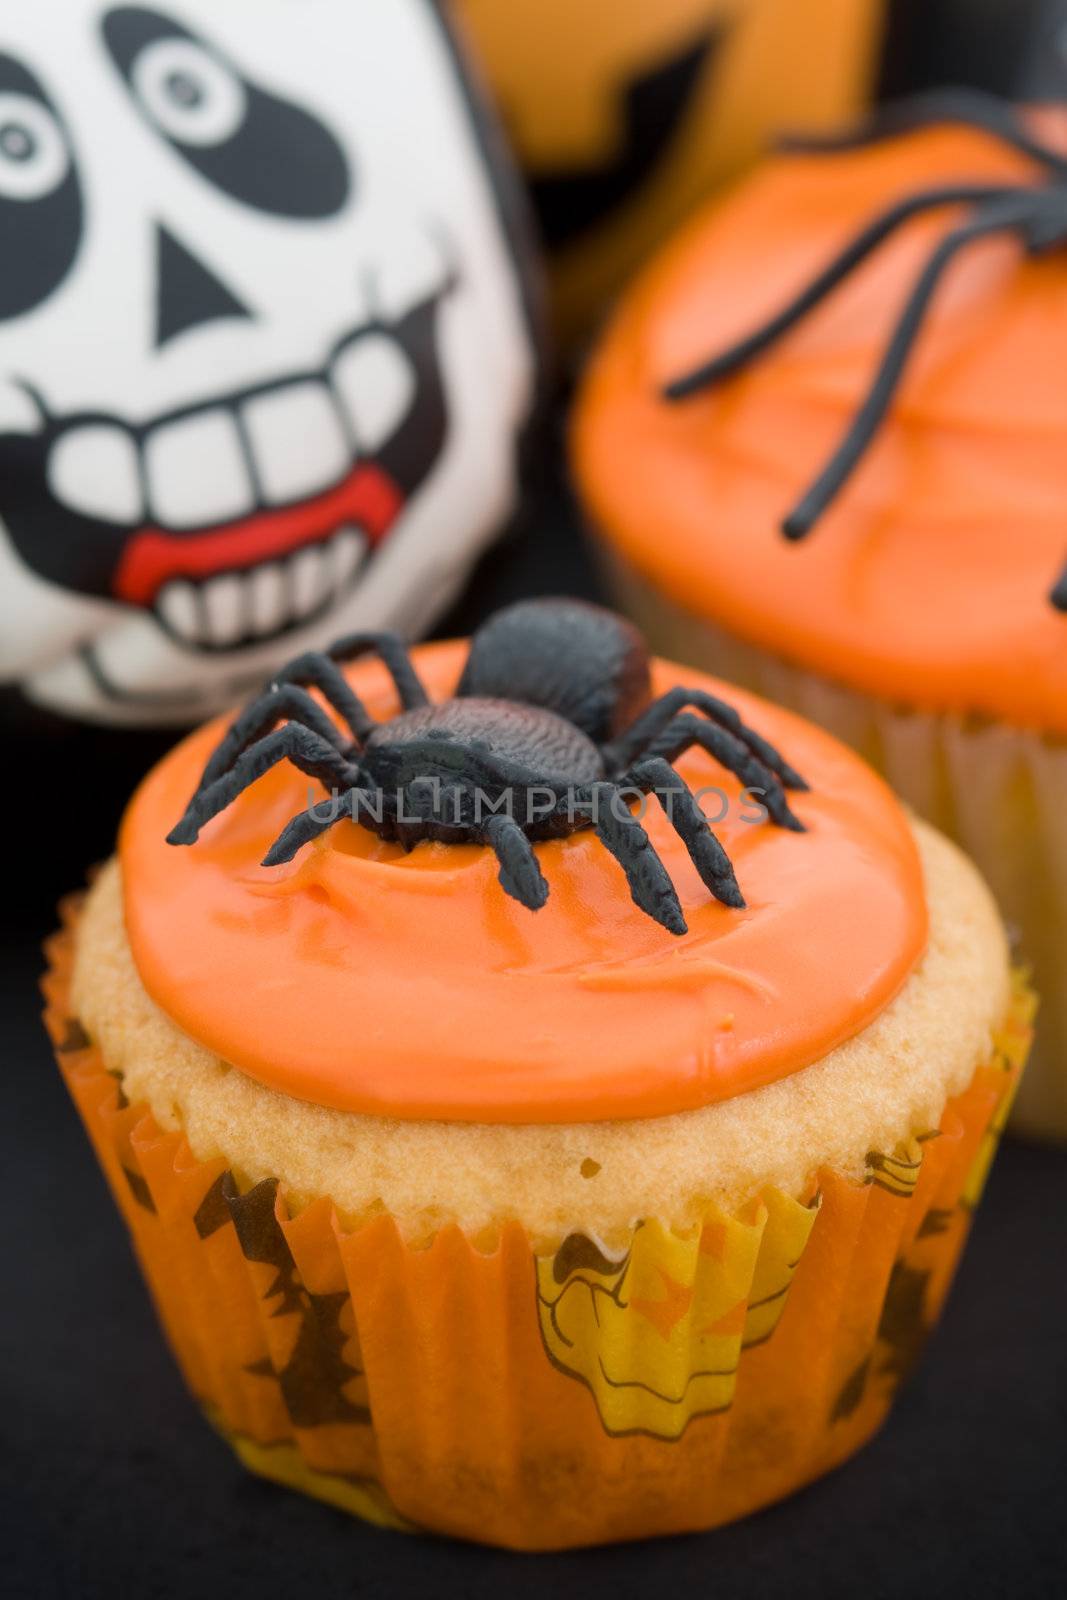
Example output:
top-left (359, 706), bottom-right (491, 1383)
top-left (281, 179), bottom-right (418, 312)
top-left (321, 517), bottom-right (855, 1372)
top-left (44, 896), bottom-right (1032, 1549)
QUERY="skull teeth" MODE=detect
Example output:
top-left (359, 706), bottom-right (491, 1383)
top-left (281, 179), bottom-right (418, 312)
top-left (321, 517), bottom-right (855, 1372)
top-left (247, 560), bottom-right (287, 637)
top-left (47, 423), bottom-right (144, 525)
top-left (154, 525), bottom-right (368, 648)
top-left (41, 326), bottom-right (416, 532)
top-left (241, 379), bottom-right (351, 506)
top-left (331, 333), bottom-right (416, 453)
top-left (146, 408), bottom-right (254, 529)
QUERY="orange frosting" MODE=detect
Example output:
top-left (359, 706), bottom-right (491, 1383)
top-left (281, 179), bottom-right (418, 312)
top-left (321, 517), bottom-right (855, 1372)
top-left (574, 114), bottom-right (1067, 733)
top-left (120, 643), bottom-right (926, 1124)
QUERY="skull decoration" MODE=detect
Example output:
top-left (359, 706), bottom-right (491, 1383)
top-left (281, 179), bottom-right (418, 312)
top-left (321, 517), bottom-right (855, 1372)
top-left (0, 0), bottom-right (541, 725)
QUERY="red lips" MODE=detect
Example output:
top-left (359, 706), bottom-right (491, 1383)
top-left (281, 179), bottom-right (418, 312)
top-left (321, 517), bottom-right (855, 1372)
top-left (112, 462), bottom-right (402, 606)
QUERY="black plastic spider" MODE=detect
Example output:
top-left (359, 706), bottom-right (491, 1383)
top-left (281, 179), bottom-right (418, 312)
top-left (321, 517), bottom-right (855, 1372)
top-left (663, 89), bottom-right (1067, 607)
top-left (168, 599), bottom-right (808, 935)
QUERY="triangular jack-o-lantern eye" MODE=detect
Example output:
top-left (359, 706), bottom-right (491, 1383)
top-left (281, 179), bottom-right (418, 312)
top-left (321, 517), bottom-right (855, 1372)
top-left (663, 89), bottom-right (1067, 610)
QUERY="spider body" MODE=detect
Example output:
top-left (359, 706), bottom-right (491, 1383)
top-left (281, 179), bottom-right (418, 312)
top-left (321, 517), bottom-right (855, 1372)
top-left (355, 699), bottom-right (604, 844)
top-left (169, 599), bottom-right (808, 934)
top-left (365, 699), bottom-right (603, 796)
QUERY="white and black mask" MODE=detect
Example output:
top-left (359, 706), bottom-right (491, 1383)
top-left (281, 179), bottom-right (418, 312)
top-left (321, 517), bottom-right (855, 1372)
top-left (0, 0), bottom-right (540, 724)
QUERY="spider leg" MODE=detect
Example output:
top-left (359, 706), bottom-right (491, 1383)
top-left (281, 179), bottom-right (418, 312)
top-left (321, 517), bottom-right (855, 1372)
top-left (624, 757), bottom-right (745, 909)
top-left (194, 684), bottom-right (349, 796)
top-left (576, 782), bottom-right (687, 935)
top-left (663, 180), bottom-right (1012, 401)
top-left (635, 714), bottom-right (805, 833)
top-left (783, 191), bottom-right (1038, 540)
top-left (168, 726), bottom-right (362, 846)
top-left (484, 814), bottom-right (549, 911)
top-left (605, 687), bottom-right (808, 792)
top-left (262, 787), bottom-right (377, 866)
top-left (270, 652), bottom-right (377, 742)
top-left (327, 631), bottom-right (430, 709)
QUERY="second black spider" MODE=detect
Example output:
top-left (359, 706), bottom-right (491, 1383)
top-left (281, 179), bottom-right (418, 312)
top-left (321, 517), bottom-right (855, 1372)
top-left (168, 598), bottom-right (808, 934)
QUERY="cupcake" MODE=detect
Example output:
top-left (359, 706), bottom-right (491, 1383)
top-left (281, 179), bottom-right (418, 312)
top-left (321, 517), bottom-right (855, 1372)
top-left (46, 599), bottom-right (1031, 1549)
top-left (573, 90), bottom-right (1066, 1140)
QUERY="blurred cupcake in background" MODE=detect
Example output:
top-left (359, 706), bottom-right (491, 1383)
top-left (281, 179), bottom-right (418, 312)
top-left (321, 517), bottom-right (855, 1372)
top-left (574, 91), bottom-right (1067, 1138)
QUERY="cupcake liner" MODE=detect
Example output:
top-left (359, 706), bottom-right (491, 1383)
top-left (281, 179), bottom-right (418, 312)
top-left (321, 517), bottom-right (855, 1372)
top-left (600, 549), bottom-right (1063, 1143)
top-left (45, 899), bottom-right (1032, 1551)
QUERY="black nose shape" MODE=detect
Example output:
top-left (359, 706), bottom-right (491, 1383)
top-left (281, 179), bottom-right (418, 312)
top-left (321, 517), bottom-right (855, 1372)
top-left (154, 222), bottom-right (253, 349)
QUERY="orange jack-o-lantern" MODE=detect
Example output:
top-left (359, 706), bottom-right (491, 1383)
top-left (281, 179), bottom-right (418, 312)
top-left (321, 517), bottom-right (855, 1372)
top-left (456, 0), bottom-right (887, 344)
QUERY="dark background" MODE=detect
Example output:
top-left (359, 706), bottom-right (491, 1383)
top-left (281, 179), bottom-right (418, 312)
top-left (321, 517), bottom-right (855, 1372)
top-left (4, 3), bottom-right (1067, 1593)
top-left (877, 0), bottom-right (1064, 97)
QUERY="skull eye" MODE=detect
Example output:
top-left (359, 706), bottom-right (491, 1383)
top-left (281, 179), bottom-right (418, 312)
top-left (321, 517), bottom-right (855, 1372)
top-left (0, 54), bottom-right (83, 321)
top-left (130, 38), bottom-right (247, 150)
top-left (0, 93), bottom-right (71, 200)
top-left (102, 6), bottom-right (351, 220)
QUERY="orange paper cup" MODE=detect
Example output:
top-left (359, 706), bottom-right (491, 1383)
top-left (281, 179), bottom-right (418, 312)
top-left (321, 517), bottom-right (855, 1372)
top-left (45, 898), bottom-right (1033, 1551)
